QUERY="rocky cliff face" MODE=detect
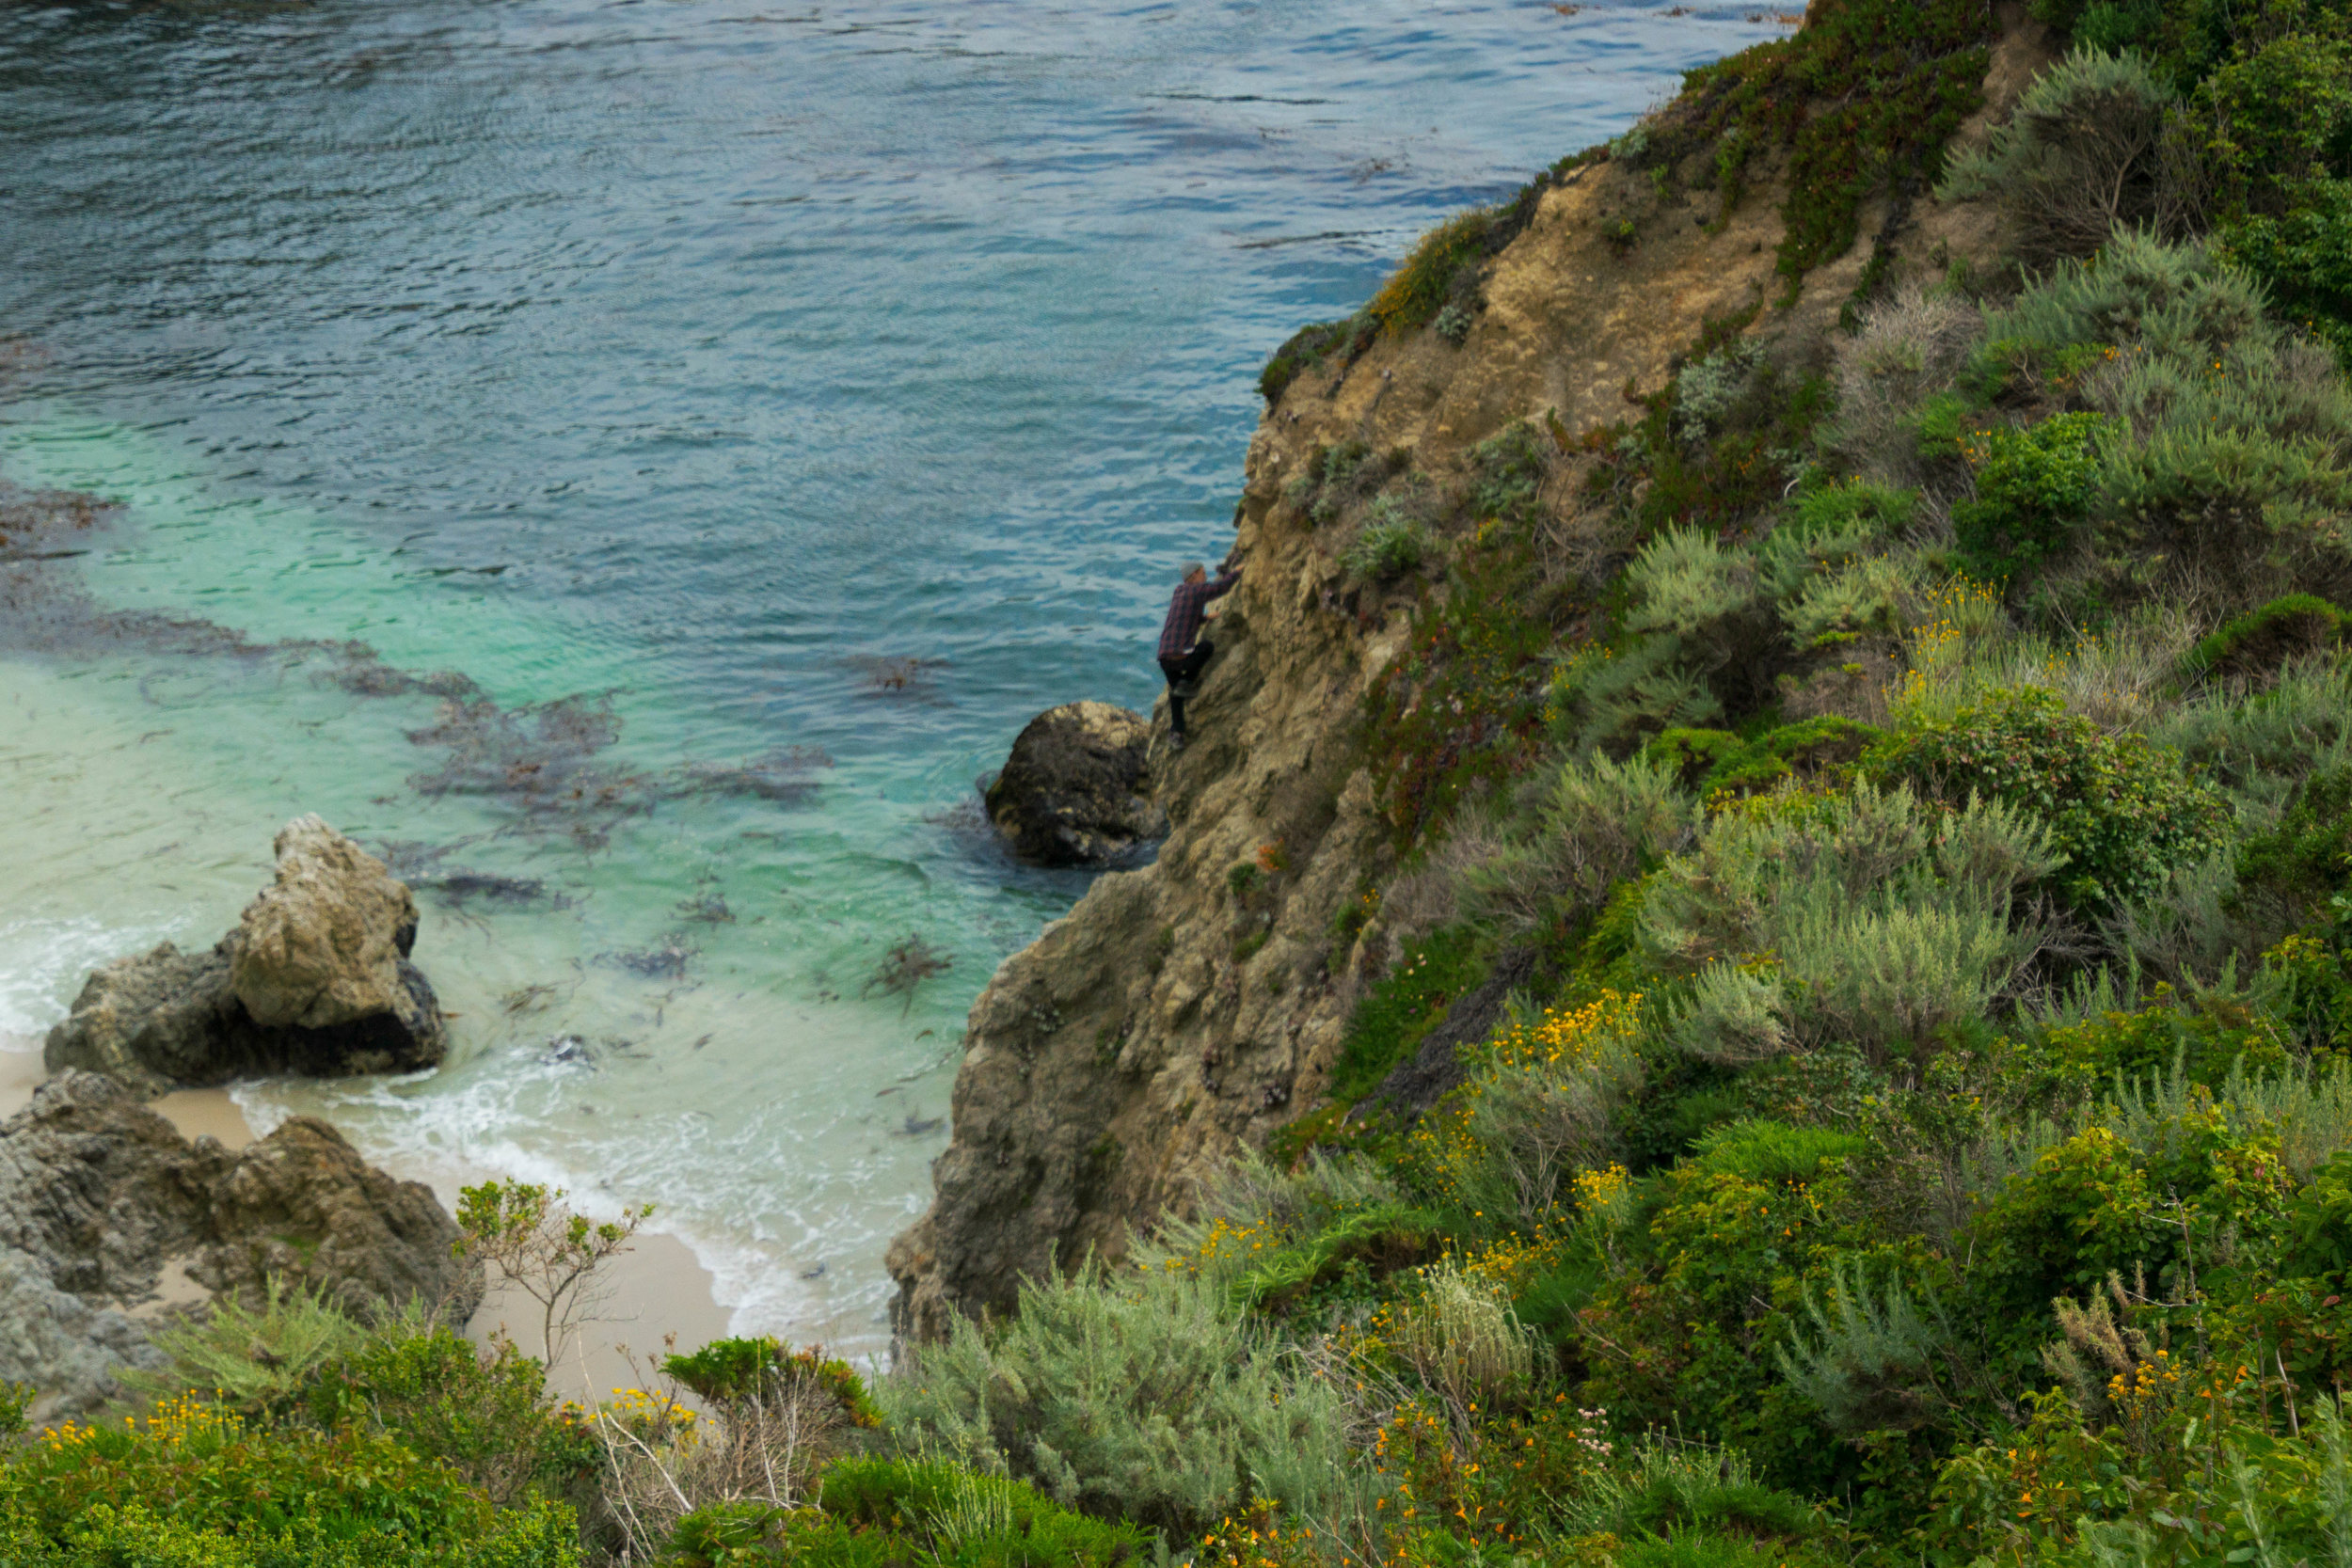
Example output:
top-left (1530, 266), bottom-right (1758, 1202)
top-left (887, 20), bottom-right (2044, 1338)
top-left (0, 1071), bottom-right (481, 1421)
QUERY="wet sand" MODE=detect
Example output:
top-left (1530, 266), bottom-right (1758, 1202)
top-left (0, 1038), bottom-right (249, 1148)
top-left (0, 1040), bottom-right (746, 1402)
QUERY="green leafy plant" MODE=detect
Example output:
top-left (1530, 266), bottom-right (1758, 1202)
top-left (1949, 412), bottom-right (2111, 589)
top-left (1867, 687), bottom-right (2230, 914)
top-left (2180, 593), bottom-right (2347, 686)
top-left (1367, 212), bottom-right (1496, 337)
top-left (661, 1337), bottom-right (882, 1428)
top-left (1936, 45), bottom-right (2176, 261)
top-left (878, 1264), bottom-right (1353, 1532)
top-left (453, 1180), bottom-right (650, 1369)
top-left (1343, 507), bottom-right (1434, 582)
top-left (119, 1276), bottom-right (367, 1422)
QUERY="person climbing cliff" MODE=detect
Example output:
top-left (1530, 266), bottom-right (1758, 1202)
top-left (1155, 550), bottom-right (1240, 751)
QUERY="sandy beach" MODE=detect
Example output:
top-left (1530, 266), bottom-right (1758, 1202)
top-left (1, 1038), bottom-right (742, 1403)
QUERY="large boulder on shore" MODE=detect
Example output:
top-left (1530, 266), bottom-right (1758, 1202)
top-left (983, 701), bottom-right (1167, 866)
top-left (232, 815), bottom-right (425, 1030)
top-left (0, 1070), bottom-right (481, 1421)
top-left (45, 816), bottom-right (447, 1097)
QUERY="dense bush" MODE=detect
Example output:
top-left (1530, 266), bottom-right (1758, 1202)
top-left (0, 1397), bottom-right (578, 1564)
top-left (1367, 211), bottom-right (1497, 337)
top-left (1866, 687), bottom-right (2229, 913)
top-left (1459, 753), bottom-right (1694, 941)
top-left (1342, 505), bottom-right (1434, 581)
top-left (2180, 593), bottom-right (2347, 686)
top-left (877, 1265), bottom-right (1354, 1532)
top-left (307, 1316), bottom-right (597, 1506)
top-left (1937, 45), bottom-right (2177, 260)
top-left (663, 1460), bottom-right (1150, 1568)
top-left (1949, 411), bottom-right (2111, 588)
top-left (1641, 784), bottom-right (2058, 1067)
top-left (0, 1498), bottom-right (583, 1568)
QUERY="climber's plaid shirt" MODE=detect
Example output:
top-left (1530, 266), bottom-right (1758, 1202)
top-left (1156, 569), bottom-right (1240, 660)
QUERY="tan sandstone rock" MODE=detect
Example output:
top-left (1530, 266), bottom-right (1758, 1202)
top-left (47, 816), bottom-right (447, 1096)
top-left (231, 814), bottom-right (421, 1029)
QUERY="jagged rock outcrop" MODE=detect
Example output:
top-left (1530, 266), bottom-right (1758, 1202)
top-left (985, 702), bottom-right (1167, 866)
top-left (232, 815), bottom-right (428, 1030)
top-left (0, 1070), bottom-right (480, 1420)
top-left (888, 15), bottom-right (2048, 1339)
top-left (45, 816), bottom-right (447, 1096)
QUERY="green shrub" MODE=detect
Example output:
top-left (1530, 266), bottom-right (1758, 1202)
top-left (1343, 506), bottom-right (1434, 581)
top-left (2235, 764), bottom-right (2352, 923)
top-left (2148, 655), bottom-right (2352, 813)
top-left (1937, 45), bottom-right (2176, 261)
top-left (0, 1399), bottom-right (557, 1559)
top-left (877, 1265), bottom-right (1353, 1532)
top-left (2196, 33), bottom-right (2352, 219)
top-left (1688, 1120), bottom-right (1870, 1185)
top-left (1642, 784), bottom-right (2059, 1066)
top-left (1426, 991), bottom-right (1649, 1226)
top-left (120, 1276), bottom-right (367, 1422)
top-left (1981, 230), bottom-right (2267, 371)
top-left (2095, 424), bottom-right (2352, 604)
top-left (1554, 528), bottom-right (1783, 740)
top-left (1640, 720), bottom-right (1883, 800)
top-left (1675, 340), bottom-right (1768, 446)
top-left (1460, 752), bottom-right (1695, 940)
top-left (2180, 593), bottom-right (2347, 685)
top-left (1773, 1258), bottom-right (1958, 1433)
top-left (1259, 316), bottom-right (1371, 405)
top-left (1287, 438), bottom-right (1401, 531)
top-left (1367, 212), bottom-right (1496, 336)
top-left (1469, 422), bottom-right (1552, 528)
top-left (1557, 1432), bottom-right (1818, 1543)
top-left (660, 1338), bottom-right (882, 1428)
top-left (1949, 411), bottom-right (2111, 588)
top-left (306, 1314), bottom-right (596, 1506)
top-left (661, 1462), bottom-right (1148, 1568)
top-left (1641, 729), bottom-right (1757, 793)
top-left (1382, 1259), bottom-right (1542, 1411)
top-left (0, 1498), bottom-right (581, 1568)
top-left (1788, 477), bottom-right (1916, 543)
top-left (1866, 687), bottom-right (2229, 914)
top-left (2226, 178), bottom-right (2352, 367)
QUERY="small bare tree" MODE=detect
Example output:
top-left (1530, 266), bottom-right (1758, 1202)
top-left (453, 1180), bottom-right (650, 1368)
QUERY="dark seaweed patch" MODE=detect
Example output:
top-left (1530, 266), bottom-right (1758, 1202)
top-left (598, 940), bottom-right (694, 980)
top-left (676, 892), bottom-right (736, 925)
top-left (670, 746), bottom-right (832, 804)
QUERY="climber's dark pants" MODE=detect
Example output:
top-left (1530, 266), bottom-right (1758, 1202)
top-left (1158, 641), bottom-right (1214, 737)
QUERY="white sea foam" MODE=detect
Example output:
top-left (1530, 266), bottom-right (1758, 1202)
top-left (0, 916), bottom-right (187, 1037)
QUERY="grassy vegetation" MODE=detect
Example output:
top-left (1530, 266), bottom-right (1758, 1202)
top-left (28, 4), bottom-right (2352, 1567)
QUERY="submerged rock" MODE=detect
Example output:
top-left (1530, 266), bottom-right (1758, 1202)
top-left (0, 1070), bottom-right (480, 1421)
top-left (45, 816), bottom-right (448, 1097)
top-left (983, 701), bottom-right (1166, 866)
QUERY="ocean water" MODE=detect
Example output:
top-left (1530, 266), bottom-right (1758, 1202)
top-left (0, 0), bottom-right (1788, 1351)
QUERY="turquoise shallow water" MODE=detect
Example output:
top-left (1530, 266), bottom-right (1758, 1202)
top-left (0, 0), bottom-right (1787, 1350)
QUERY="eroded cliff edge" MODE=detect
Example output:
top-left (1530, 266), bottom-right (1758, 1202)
top-left (887, 8), bottom-right (2052, 1338)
